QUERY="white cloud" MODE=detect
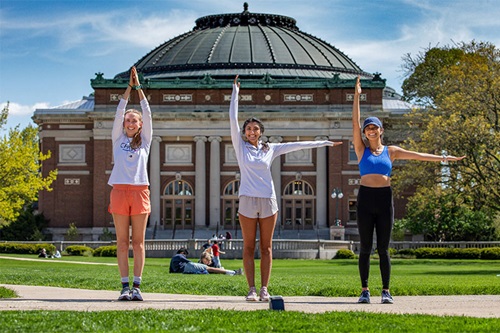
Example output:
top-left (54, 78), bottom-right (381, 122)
top-left (2, 101), bottom-right (49, 117)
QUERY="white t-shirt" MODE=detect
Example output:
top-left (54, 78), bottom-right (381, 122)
top-left (229, 83), bottom-right (332, 199)
top-left (108, 98), bottom-right (152, 186)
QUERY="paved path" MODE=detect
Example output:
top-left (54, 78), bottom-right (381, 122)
top-left (1, 284), bottom-right (499, 318)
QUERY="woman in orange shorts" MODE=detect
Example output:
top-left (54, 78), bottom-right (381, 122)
top-left (108, 66), bottom-right (152, 301)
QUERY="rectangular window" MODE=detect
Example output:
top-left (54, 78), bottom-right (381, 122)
top-left (348, 199), bottom-right (357, 223)
top-left (349, 141), bottom-right (357, 162)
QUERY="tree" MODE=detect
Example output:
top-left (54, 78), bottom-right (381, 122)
top-left (0, 204), bottom-right (50, 241)
top-left (0, 102), bottom-right (57, 225)
top-left (394, 41), bottom-right (500, 239)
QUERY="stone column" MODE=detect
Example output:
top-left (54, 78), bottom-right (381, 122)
top-left (149, 136), bottom-right (162, 230)
top-left (315, 136), bottom-right (328, 228)
top-left (194, 136), bottom-right (207, 227)
top-left (209, 136), bottom-right (222, 228)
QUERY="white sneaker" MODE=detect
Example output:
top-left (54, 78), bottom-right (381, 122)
top-left (118, 286), bottom-right (131, 301)
top-left (259, 286), bottom-right (270, 302)
top-left (131, 287), bottom-right (143, 301)
top-left (245, 287), bottom-right (258, 301)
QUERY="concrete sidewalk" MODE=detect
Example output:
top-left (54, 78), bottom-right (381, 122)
top-left (1, 284), bottom-right (499, 318)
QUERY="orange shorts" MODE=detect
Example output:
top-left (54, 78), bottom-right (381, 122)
top-left (108, 185), bottom-right (151, 216)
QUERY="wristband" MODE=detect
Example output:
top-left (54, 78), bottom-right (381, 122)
top-left (128, 84), bottom-right (142, 90)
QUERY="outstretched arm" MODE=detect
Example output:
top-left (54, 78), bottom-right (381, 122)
top-left (111, 68), bottom-right (135, 142)
top-left (389, 146), bottom-right (466, 162)
top-left (351, 76), bottom-right (365, 162)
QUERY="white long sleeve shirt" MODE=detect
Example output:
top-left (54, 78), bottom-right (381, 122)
top-left (108, 98), bottom-right (152, 186)
top-left (229, 83), bottom-right (332, 199)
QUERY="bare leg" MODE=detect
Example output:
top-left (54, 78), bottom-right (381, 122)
top-left (130, 213), bottom-right (149, 278)
top-left (207, 267), bottom-right (232, 274)
top-left (239, 214), bottom-right (258, 288)
top-left (258, 213), bottom-right (277, 287)
top-left (113, 213), bottom-right (130, 278)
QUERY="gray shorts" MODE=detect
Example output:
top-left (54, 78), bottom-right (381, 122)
top-left (238, 196), bottom-right (278, 218)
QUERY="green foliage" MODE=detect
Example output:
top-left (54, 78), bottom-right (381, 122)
top-left (64, 245), bottom-right (93, 256)
top-left (397, 41), bottom-right (500, 223)
top-left (401, 188), bottom-right (498, 241)
top-left (0, 103), bottom-right (57, 224)
top-left (0, 243), bottom-right (56, 254)
top-left (93, 245), bottom-right (117, 257)
top-left (65, 223), bottom-right (80, 241)
top-left (414, 247), bottom-right (500, 259)
top-left (0, 286), bottom-right (17, 298)
top-left (481, 247), bottom-right (500, 259)
top-left (333, 249), bottom-right (355, 259)
top-left (0, 204), bottom-right (49, 241)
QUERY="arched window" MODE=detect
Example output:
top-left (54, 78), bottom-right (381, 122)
top-left (282, 180), bottom-right (315, 230)
top-left (161, 180), bottom-right (194, 229)
top-left (222, 180), bottom-right (240, 230)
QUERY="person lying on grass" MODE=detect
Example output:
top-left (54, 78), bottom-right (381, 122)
top-left (169, 248), bottom-right (242, 275)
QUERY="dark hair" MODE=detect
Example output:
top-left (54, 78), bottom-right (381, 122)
top-left (177, 248), bottom-right (189, 255)
top-left (242, 117), bottom-right (265, 135)
top-left (241, 117), bottom-right (269, 150)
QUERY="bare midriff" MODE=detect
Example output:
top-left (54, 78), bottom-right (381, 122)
top-left (360, 174), bottom-right (391, 188)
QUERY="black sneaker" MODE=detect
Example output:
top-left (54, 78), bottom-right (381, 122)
top-left (381, 290), bottom-right (394, 304)
top-left (357, 290), bottom-right (370, 304)
top-left (118, 286), bottom-right (131, 301)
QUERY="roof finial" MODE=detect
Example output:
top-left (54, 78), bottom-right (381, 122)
top-left (243, 2), bottom-right (249, 12)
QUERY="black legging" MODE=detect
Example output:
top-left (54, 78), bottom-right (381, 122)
top-left (356, 185), bottom-right (394, 290)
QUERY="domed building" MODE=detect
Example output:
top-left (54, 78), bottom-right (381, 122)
top-left (33, 3), bottom-right (412, 241)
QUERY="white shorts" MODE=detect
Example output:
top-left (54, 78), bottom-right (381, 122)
top-left (238, 196), bottom-right (278, 218)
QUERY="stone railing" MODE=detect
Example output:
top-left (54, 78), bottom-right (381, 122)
top-left (8, 240), bottom-right (500, 260)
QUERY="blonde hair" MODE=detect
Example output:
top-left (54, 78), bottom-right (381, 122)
top-left (200, 251), bottom-right (213, 264)
top-left (124, 109), bottom-right (143, 149)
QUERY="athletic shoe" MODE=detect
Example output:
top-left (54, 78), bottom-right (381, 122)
top-left (259, 286), bottom-right (270, 302)
top-left (381, 290), bottom-right (394, 304)
top-left (118, 286), bottom-right (131, 301)
top-left (357, 290), bottom-right (370, 304)
top-left (131, 287), bottom-right (144, 301)
top-left (234, 268), bottom-right (243, 275)
top-left (245, 287), bottom-right (258, 302)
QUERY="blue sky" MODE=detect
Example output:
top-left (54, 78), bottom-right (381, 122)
top-left (1, 0), bottom-right (499, 130)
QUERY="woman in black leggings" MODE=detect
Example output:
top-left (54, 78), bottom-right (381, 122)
top-left (351, 77), bottom-right (465, 304)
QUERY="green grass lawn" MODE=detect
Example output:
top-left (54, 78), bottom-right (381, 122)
top-left (1, 255), bottom-right (499, 332)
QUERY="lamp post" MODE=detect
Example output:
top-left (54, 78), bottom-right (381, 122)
top-left (331, 188), bottom-right (343, 226)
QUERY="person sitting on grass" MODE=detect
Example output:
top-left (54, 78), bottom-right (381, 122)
top-left (169, 248), bottom-right (242, 275)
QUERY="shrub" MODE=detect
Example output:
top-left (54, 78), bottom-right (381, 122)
top-left (0, 243), bottom-right (55, 255)
top-left (94, 245), bottom-right (117, 257)
top-left (447, 248), bottom-right (481, 259)
top-left (64, 245), bottom-right (93, 256)
top-left (481, 247), bottom-right (500, 259)
top-left (334, 249), bottom-right (355, 259)
top-left (397, 248), bottom-right (416, 256)
top-left (414, 247), bottom-right (448, 259)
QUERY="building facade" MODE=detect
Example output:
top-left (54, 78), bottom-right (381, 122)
top-left (33, 4), bottom-right (412, 240)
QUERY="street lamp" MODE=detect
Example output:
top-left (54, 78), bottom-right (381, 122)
top-left (331, 188), bottom-right (343, 226)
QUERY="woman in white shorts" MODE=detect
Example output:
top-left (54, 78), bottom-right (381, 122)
top-left (230, 75), bottom-right (342, 302)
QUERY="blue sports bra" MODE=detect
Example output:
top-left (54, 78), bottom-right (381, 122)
top-left (359, 146), bottom-right (392, 177)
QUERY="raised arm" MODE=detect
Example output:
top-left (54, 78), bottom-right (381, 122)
top-left (352, 76), bottom-right (365, 162)
top-left (229, 75), bottom-right (242, 146)
top-left (111, 68), bottom-right (135, 142)
top-left (132, 67), bottom-right (152, 145)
